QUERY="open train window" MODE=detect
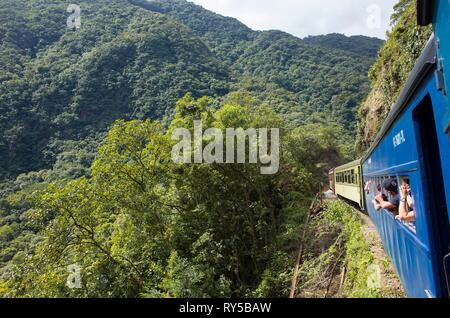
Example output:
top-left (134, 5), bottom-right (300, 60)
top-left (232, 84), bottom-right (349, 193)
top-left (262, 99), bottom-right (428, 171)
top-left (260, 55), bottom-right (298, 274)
top-left (369, 175), bottom-right (402, 217)
top-left (372, 177), bottom-right (378, 195)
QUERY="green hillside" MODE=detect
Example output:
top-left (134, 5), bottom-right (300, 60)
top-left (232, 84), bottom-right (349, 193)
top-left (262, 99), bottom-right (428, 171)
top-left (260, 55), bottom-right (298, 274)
top-left (0, 0), bottom-right (382, 181)
top-left (356, 0), bottom-right (432, 151)
top-left (0, 0), bottom-right (384, 298)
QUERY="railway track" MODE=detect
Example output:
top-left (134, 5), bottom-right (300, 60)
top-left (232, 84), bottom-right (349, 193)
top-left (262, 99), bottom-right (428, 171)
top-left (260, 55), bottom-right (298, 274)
top-left (289, 192), bottom-right (405, 298)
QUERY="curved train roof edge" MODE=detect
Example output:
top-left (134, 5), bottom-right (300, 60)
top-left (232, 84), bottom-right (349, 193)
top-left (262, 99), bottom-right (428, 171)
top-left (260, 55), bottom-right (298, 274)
top-left (362, 34), bottom-right (437, 163)
top-left (335, 159), bottom-right (362, 171)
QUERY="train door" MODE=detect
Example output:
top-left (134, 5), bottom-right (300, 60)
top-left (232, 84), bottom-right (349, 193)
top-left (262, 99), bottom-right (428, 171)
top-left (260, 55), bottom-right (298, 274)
top-left (329, 169), bottom-right (335, 193)
top-left (357, 166), bottom-right (364, 209)
top-left (414, 96), bottom-right (450, 297)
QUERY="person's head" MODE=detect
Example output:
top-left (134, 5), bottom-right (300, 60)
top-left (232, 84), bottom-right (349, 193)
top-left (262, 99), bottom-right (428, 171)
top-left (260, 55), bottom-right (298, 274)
top-left (383, 179), bottom-right (398, 196)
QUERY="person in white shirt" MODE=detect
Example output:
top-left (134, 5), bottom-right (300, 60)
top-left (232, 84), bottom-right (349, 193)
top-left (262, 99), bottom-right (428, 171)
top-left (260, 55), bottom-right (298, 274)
top-left (396, 183), bottom-right (415, 222)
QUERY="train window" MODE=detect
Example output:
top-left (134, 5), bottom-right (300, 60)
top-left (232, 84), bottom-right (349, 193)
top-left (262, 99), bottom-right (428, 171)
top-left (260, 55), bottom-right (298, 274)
top-left (372, 177), bottom-right (379, 194)
top-left (371, 178), bottom-right (377, 195)
top-left (370, 176), bottom-right (401, 214)
top-left (365, 178), bottom-right (373, 194)
top-left (373, 177), bottom-right (379, 195)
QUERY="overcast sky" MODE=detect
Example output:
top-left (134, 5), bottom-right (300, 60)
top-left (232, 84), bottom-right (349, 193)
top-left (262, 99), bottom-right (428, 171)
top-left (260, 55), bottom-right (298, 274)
top-left (189, 0), bottom-right (398, 39)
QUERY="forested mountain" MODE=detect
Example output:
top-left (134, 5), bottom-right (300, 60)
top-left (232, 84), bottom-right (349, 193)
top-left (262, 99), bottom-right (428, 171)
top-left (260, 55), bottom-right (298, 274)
top-left (0, 0), bottom-right (385, 298)
top-left (303, 33), bottom-right (382, 58)
top-left (356, 0), bottom-right (432, 151)
top-left (0, 0), bottom-right (382, 181)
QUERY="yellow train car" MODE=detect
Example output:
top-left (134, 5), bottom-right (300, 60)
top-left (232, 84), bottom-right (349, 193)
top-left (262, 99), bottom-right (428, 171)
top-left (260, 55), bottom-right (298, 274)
top-left (334, 159), bottom-right (364, 209)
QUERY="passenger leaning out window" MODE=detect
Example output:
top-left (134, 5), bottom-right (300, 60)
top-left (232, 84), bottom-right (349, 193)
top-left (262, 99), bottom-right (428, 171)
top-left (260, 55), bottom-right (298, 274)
top-left (372, 179), bottom-right (399, 212)
top-left (396, 182), bottom-right (415, 222)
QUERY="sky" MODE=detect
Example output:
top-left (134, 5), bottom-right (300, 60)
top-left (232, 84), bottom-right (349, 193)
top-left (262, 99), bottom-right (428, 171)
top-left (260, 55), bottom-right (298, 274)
top-left (189, 0), bottom-right (398, 39)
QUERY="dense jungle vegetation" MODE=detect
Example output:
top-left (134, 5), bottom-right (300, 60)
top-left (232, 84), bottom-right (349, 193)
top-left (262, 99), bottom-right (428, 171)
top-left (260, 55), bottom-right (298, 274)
top-left (0, 0), bottom-right (381, 181)
top-left (0, 0), bottom-right (420, 297)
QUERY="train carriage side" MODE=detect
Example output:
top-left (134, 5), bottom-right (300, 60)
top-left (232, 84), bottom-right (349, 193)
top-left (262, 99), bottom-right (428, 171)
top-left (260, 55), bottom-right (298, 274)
top-left (428, 0), bottom-right (450, 297)
top-left (362, 36), bottom-right (450, 298)
top-left (334, 160), bottom-right (364, 209)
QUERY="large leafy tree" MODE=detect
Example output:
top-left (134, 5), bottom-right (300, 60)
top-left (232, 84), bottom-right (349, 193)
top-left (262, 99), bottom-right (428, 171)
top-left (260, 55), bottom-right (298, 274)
top-left (2, 95), bottom-right (331, 297)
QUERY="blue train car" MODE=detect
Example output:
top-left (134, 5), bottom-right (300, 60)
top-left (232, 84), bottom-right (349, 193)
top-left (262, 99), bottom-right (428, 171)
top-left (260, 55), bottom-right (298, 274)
top-left (419, 0), bottom-right (450, 134)
top-left (361, 1), bottom-right (450, 298)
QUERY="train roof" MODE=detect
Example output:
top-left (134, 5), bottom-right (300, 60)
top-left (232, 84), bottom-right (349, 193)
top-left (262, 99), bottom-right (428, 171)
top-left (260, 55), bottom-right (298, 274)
top-left (363, 35), bottom-right (437, 162)
top-left (417, 0), bottom-right (435, 26)
top-left (335, 159), bottom-right (362, 172)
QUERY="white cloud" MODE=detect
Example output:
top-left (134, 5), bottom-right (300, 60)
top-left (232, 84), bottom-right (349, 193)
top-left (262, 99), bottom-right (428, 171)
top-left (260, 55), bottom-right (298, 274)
top-left (189, 0), bottom-right (397, 39)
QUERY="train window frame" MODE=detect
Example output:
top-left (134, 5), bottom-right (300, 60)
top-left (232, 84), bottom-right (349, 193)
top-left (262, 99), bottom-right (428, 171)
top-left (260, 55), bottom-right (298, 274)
top-left (369, 175), bottom-right (417, 234)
